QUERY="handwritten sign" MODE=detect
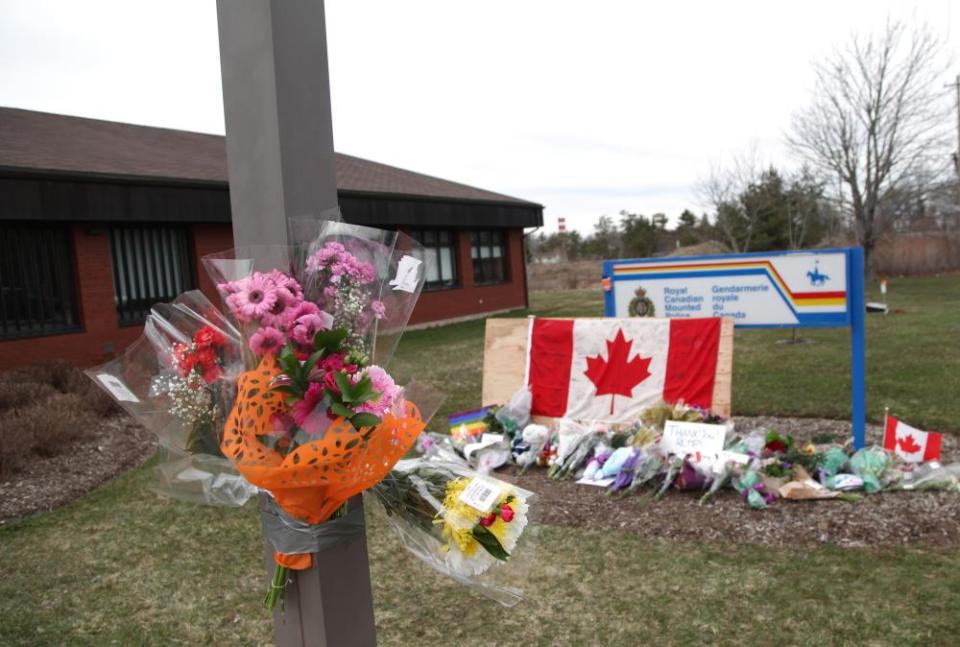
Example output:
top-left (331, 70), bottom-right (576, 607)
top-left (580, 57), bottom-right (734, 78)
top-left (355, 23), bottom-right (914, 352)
top-left (661, 420), bottom-right (726, 457)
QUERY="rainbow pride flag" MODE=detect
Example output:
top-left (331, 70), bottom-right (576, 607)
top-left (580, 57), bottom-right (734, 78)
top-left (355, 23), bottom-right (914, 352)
top-left (448, 407), bottom-right (492, 439)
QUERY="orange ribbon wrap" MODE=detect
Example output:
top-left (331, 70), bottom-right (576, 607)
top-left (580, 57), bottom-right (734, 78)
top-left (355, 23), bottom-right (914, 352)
top-left (222, 355), bottom-right (425, 525)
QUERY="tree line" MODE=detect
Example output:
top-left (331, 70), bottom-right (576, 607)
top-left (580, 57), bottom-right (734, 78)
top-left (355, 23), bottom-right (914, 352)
top-left (532, 20), bottom-right (958, 278)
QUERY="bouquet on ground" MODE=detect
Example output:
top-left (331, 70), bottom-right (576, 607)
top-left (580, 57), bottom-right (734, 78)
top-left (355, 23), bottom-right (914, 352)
top-left (368, 457), bottom-right (536, 605)
top-left (205, 221), bottom-right (435, 610)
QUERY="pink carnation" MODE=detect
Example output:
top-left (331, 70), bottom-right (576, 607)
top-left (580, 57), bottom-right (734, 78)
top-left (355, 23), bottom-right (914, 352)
top-left (248, 326), bottom-right (286, 356)
top-left (292, 312), bottom-right (332, 346)
top-left (353, 365), bottom-right (399, 418)
top-left (371, 300), bottom-right (386, 320)
top-left (291, 383), bottom-right (331, 435)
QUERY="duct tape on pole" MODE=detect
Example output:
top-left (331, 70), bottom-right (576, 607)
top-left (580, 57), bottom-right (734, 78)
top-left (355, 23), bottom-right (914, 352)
top-left (216, 1), bottom-right (378, 645)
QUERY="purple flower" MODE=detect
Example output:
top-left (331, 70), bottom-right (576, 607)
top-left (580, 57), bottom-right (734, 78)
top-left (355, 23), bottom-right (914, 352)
top-left (248, 326), bottom-right (286, 356)
top-left (371, 300), bottom-right (386, 320)
top-left (610, 450), bottom-right (641, 492)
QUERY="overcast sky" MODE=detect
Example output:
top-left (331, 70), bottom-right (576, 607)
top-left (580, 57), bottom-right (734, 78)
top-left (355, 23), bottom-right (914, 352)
top-left (1, 1), bottom-right (957, 233)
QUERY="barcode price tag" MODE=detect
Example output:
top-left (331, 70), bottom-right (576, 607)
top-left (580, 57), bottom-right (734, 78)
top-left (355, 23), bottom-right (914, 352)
top-left (96, 373), bottom-right (140, 403)
top-left (457, 477), bottom-right (502, 512)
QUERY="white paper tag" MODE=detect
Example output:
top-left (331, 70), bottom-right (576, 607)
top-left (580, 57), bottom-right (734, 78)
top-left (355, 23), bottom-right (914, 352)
top-left (575, 476), bottom-right (616, 487)
top-left (457, 477), bottom-right (502, 512)
top-left (662, 420), bottom-right (726, 458)
top-left (175, 467), bottom-right (213, 482)
top-left (389, 255), bottom-right (422, 293)
top-left (481, 433), bottom-right (505, 444)
top-left (96, 373), bottom-right (140, 403)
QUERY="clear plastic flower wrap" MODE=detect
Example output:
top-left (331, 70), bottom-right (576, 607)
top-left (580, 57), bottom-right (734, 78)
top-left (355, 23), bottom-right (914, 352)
top-left (366, 456), bottom-right (540, 606)
top-left (86, 290), bottom-right (254, 505)
top-left (201, 220), bottom-right (444, 609)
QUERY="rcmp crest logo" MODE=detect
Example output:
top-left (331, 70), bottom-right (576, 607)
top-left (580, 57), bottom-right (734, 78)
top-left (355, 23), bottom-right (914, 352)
top-left (628, 286), bottom-right (655, 317)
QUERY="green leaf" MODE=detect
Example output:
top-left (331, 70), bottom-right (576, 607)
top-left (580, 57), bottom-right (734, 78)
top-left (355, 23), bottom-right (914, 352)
top-left (313, 328), bottom-right (347, 354)
top-left (303, 350), bottom-right (325, 375)
top-left (342, 375), bottom-right (374, 404)
top-left (471, 525), bottom-right (510, 561)
top-left (349, 412), bottom-right (381, 429)
top-left (334, 372), bottom-right (356, 400)
top-left (330, 402), bottom-right (353, 418)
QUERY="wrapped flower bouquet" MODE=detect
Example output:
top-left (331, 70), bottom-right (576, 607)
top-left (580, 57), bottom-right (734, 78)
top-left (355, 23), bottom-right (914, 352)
top-left (369, 457), bottom-right (536, 605)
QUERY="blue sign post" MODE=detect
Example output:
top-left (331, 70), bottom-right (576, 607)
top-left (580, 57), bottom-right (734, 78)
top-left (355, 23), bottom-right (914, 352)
top-left (602, 247), bottom-right (867, 448)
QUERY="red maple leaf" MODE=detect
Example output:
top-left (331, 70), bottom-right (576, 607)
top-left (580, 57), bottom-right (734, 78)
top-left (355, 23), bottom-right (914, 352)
top-left (897, 434), bottom-right (922, 454)
top-left (583, 328), bottom-right (653, 415)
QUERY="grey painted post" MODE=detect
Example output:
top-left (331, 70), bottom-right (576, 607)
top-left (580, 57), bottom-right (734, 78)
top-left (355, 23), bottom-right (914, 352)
top-left (216, 1), bottom-right (378, 645)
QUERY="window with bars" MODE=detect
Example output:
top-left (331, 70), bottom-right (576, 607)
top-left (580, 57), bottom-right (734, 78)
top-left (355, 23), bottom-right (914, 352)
top-left (110, 226), bottom-right (195, 326)
top-left (408, 229), bottom-right (458, 290)
top-left (470, 230), bottom-right (508, 285)
top-left (0, 224), bottom-right (80, 340)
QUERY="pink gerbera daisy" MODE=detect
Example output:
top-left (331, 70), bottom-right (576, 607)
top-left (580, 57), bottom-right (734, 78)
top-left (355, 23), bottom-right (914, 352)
top-left (232, 273), bottom-right (279, 320)
top-left (248, 326), bottom-right (286, 356)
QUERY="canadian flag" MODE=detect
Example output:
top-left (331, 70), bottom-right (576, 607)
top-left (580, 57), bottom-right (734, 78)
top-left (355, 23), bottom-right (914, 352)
top-left (526, 318), bottom-right (721, 422)
top-left (883, 414), bottom-right (941, 463)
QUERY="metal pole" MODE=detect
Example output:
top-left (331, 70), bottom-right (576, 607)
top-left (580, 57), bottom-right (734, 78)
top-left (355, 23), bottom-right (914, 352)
top-left (216, 2), bottom-right (378, 645)
top-left (849, 247), bottom-right (867, 449)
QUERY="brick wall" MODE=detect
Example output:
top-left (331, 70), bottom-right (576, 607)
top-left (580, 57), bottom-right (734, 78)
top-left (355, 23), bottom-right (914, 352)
top-left (408, 228), bottom-right (528, 324)
top-left (0, 224), bottom-right (528, 369)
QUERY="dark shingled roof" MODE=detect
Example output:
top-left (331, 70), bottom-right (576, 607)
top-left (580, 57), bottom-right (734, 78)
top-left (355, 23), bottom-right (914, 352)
top-left (0, 107), bottom-right (538, 206)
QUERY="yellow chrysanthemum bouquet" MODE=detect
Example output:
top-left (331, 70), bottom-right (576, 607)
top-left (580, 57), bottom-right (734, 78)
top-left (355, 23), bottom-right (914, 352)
top-left (369, 457), bottom-right (536, 605)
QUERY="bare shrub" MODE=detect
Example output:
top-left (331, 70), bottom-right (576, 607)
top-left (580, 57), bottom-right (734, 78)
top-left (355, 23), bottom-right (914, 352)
top-left (0, 381), bottom-right (58, 412)
top-left (0, 362), bottom-right (123, 477)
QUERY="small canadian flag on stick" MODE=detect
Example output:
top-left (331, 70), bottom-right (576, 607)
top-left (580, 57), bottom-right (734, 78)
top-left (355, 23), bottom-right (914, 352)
top-left (883, 412), bottom-right (942, 463)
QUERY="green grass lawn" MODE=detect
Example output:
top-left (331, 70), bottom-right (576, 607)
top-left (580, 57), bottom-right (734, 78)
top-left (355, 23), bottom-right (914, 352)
top-left (2, 274), bottom-right (959, 645)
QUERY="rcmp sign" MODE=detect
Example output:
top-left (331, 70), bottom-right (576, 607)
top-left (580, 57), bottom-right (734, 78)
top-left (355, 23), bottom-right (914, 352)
top-left (603, 249), bottom-right (850, 328)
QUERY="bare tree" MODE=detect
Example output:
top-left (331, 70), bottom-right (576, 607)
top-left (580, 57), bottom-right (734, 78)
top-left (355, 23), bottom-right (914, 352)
top-left (788, 20), bottom-right (951, 277)
top-left (697, 147), bottom-right (765, 252)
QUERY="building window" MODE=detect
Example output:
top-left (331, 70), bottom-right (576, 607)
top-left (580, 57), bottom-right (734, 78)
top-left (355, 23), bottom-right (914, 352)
top-left (471, 230), bottom-right (508, 285)
top-left (408, 229), bottom-right (458, 290)
top-left (0, 224), bottom-right (80, 340)
top-left (110, 226), bottom-right (195, 326)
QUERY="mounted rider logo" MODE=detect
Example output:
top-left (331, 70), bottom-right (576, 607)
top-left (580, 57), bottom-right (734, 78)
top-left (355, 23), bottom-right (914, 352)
top-left (807, 260), bottom-right (830, 286)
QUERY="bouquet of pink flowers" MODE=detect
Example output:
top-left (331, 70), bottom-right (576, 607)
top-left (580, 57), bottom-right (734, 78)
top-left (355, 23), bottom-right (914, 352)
top-left (204, 221), bottom-right (436, 610)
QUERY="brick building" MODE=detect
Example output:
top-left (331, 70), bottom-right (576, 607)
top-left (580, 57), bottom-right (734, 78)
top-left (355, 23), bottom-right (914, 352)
top-left (0, 108), bottom-right (542, 369)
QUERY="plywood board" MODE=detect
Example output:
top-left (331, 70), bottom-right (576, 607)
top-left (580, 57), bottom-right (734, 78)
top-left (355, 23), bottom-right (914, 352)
top-left (709, 317), bottom-right (734, 418)
top-left (482, 317), bottom-right (733, 418)
top-left (482, 318), bottom-right (530, 407)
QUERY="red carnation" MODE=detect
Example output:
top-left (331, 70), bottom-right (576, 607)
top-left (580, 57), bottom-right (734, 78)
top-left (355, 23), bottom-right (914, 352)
top-left (765, 439), bottom-right (788, 453)
top-left (193, 326), bottom-right (226, 349)
top-left (173, 343), bottom-right (194, 377)
top-left (500, 503), bottom-right (515, 523)
top-left (194, 346), bottom-right (217, 370)
top-left (202, 364), bottom-right (222, 384)
top-left (479, 513), bottom-right (496, 528)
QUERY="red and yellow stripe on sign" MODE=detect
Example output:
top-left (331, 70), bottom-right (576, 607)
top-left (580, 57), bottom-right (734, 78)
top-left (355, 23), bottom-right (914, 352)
top-left (613, 260), bottom-right (846, 308)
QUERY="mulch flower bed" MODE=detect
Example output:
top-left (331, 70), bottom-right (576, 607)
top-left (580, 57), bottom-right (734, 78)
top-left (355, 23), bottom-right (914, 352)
top-left (4, 413), bottom-right (958, 550)
top-left (497, 416), bottom-right (960, 548)
top-left (0, 415), bottom-right (154, 523)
